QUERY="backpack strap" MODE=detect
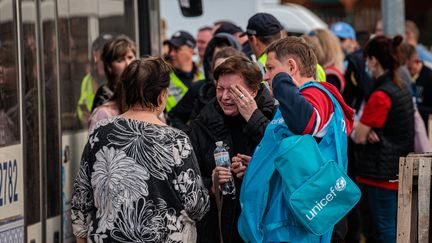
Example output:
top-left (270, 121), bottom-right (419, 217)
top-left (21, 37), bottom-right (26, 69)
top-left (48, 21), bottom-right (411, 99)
top-left (300, 82), bottom-right (346, 169)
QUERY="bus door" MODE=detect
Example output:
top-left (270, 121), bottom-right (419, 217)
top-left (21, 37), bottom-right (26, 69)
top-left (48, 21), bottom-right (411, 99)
top-left (19, 0), bottom-right (62, 242)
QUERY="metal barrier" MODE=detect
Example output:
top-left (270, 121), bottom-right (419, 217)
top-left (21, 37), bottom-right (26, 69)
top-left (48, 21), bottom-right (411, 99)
top-left (397, 154), bottom-right (432, 243)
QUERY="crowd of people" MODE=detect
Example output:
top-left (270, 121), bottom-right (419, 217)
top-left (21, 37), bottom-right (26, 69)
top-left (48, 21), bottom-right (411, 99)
top-left (70, 12), bottom-right (432, 243)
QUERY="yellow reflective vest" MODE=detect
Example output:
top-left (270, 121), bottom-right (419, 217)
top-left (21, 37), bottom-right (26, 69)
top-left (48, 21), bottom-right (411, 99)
top-left (77, 74), bottom-right (95, 122)
top-left (165, 71), bottom-right (204, 112)
top-left (257, 53), bottom-right (267, 75)
top-left (316, 64), bottom-right (327, 82)
top-left (258, 53), bottom-right (267, 66)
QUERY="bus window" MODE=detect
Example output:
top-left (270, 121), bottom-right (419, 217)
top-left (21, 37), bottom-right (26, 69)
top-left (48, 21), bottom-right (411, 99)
top-left (0, 2), bottom-right (20, 147)
top-left (58, 3), bottom-right (90, 131)
top-left (59, 0), bottom-right (138, 131)
top-left (99, 0), bottom-right (137, 41)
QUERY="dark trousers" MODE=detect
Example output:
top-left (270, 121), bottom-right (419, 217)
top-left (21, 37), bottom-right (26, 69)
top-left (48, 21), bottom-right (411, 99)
top-left (365, 186), bottom-right (397, 243)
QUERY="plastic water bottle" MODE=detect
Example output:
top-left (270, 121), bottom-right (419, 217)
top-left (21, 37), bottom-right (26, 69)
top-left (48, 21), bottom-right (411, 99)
top-left (213, 141), bottom-right (236, 196)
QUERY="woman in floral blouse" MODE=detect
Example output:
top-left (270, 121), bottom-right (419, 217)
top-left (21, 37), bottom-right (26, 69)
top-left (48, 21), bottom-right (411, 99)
top-left (71, 56), bottom-right (210, 243)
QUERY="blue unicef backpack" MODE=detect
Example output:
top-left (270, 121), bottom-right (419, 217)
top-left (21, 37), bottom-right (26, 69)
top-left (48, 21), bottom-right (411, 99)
top-left (274, 83), bottom-right (361, 236)
top-left (238, 82), bottom-right (360, 242)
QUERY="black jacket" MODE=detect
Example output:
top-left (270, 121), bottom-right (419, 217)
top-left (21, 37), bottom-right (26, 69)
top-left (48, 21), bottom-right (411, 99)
top-left (91, 84), bottom-right (113, 112)
top-left (189, 85), bottom-right (275, 243)
top-left (168, 33), bottom-right (241, 132)
top-left (343, 49), bottom-right (373, 112)
top-left (355, 73), bottom-right (414, 180)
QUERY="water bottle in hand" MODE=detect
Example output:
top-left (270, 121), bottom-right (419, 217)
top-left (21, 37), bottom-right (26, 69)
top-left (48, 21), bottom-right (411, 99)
top-left (214, 141), bottom-right (236, 196)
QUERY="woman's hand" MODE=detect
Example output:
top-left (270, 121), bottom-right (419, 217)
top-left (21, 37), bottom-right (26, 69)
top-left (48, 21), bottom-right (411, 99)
top-left (211, 166), bottom-right (232, 194)
top-left (353, 122), bottom-right (372, 144)
top-left (230, 84), bottom-right (257, 121)
top-left (231, 154), bottom-right (251, 179)
top-left (367, 130), bottom-right (380, 144)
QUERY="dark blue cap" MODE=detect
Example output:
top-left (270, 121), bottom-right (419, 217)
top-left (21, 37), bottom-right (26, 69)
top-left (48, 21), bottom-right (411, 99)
top-left (241, 13), bottom-right (283, 37)
top-left (215, 22), bottom-right (243, 35)
top-left (164, 30), bottom-right (196, 48)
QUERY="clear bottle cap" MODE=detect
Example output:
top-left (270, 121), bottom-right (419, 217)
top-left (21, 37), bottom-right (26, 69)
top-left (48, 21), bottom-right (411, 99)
top-left (215, 141), bottom-right (223, 147)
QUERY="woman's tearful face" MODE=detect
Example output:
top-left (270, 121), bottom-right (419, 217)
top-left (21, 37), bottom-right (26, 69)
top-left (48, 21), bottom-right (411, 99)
top-left (216, 73), bottom-right (252, 117)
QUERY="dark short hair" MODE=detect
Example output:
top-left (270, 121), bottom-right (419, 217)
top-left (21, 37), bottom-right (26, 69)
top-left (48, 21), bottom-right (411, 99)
top-left (254, 32), bottom-right (282, 45)
top-left (120, 56), bottom-right (172, 110)
top-left (213, 55), bottom-right (262, 91)
top-left (102, 35), bottom-right (137, 90)
top-left (265, 36), bottom-right (317, 78)
top-left (355, 31), bottom-right (371, 49)
top-left (212, 47), bottom-right (246, 71)
top-left (214, 22), bottom-right (243, 35)
top-left (198, 26), bottom-right (213, 32)
top-left (213, 20), bottom-right (236, 27)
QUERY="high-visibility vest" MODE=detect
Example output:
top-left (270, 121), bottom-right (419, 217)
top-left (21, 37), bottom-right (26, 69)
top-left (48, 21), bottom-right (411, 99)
top-left (257, 53), bottom-right (267, 76)
top-left (316, 64), bottom-right (327, 82)
top-left (256, 54), bottom-right (269, 88)
top-left (165, 70), bottom-right (204, 112)
top-left (77, 74), bottom-right (95, 121)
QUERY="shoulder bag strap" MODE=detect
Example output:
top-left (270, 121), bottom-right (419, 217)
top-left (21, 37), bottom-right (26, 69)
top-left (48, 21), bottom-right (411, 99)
top-left (300, 82), bottom-right (344, 167)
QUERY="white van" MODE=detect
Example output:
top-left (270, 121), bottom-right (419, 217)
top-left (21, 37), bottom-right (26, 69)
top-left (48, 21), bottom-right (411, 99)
top-left (161, 0), bottom-right (327, 37)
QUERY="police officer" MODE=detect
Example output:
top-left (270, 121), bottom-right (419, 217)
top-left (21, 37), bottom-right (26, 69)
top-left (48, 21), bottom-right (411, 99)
top-left (241, 13), bottom-right (283, 74)
top-left (164, 31), bottom-right (204, 112)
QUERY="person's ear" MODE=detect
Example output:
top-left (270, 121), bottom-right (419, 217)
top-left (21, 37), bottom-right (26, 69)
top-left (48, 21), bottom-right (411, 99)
top-left (157, 91), bottom-right (163, 105)
top-left (250, 35), bottom-right (258, 45)
top-left (158, 89), bottom-right (168, 106)
top-left (287, 58), bottom-right (297, 75)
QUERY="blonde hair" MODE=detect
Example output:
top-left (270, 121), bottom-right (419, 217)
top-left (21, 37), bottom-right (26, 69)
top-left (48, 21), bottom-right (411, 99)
top-left (312, 29), bottom-right (345, 72)
top-left (302, 35), bottom-right (325, 65)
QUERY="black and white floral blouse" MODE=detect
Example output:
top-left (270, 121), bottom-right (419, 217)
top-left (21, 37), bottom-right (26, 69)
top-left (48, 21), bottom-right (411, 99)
top-left (71, 116), bottom-right (210, 242)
